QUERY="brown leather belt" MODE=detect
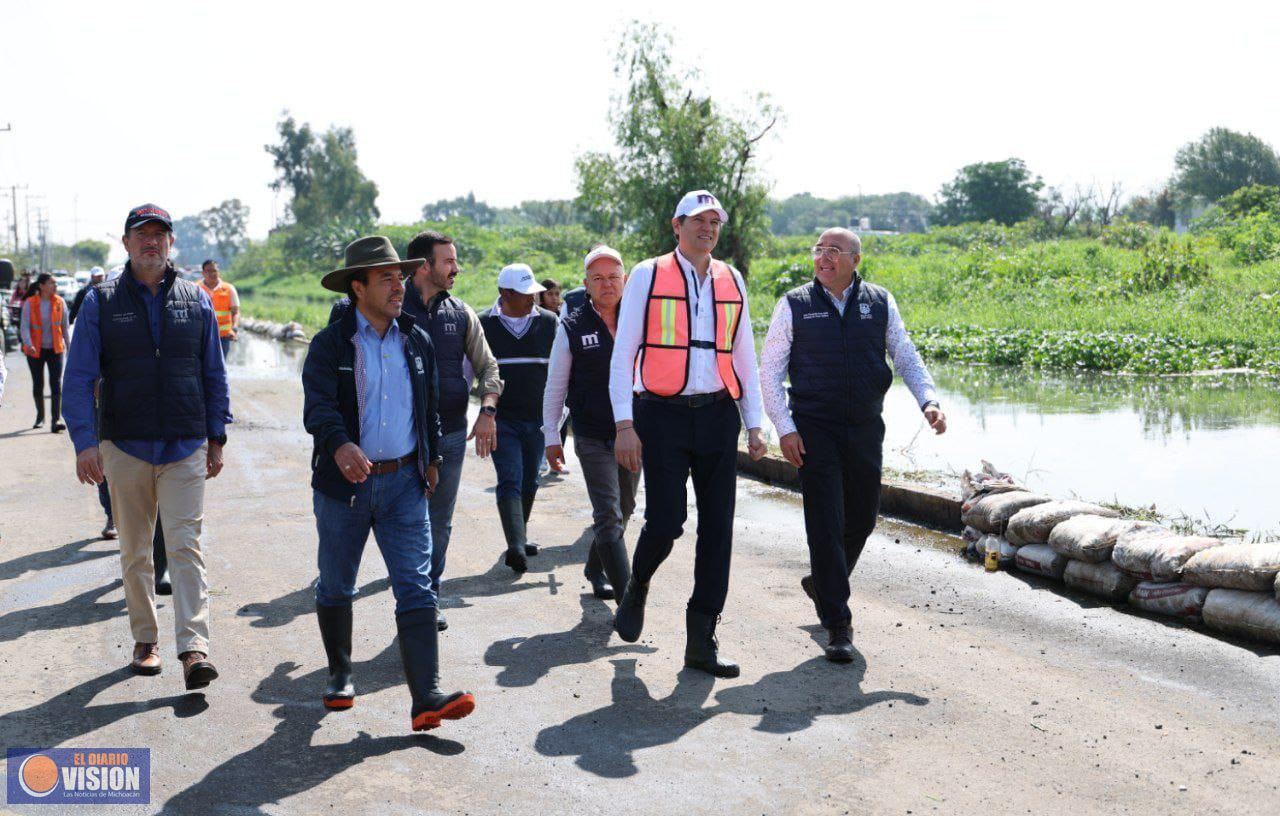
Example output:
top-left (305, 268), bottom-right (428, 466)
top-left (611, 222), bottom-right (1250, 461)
top-left (368, 451), bottom-right (416, 476)
top-left (636, 389), bottom-right (729, 408)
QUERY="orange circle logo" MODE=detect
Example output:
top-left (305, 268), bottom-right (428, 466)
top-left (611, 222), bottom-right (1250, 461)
top-left (19, 754), bottom-right (60, 797)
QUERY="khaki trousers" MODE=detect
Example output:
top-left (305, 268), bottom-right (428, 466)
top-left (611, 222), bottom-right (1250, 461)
top-left (101, 441), bottom-right (210, 655)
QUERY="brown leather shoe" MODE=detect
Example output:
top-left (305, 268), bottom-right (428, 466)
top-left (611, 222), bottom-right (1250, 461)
top-left (130, 642), bottom-right (162, 676)
top-left (180, 651), bottom-right (218, 690)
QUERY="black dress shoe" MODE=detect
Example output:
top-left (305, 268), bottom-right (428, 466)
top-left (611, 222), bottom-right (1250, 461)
top-left (51, 421), bottom-right (65, 433)
top-left (33, 418), bottom-right (44, 429)
top-left (824, 626), bottom-right (854, 663)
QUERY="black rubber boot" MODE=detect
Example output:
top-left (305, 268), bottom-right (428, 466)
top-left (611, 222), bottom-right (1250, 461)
top-left (824, 625), bottom-right (854, 664)
top-left (799, 575), bottom-right (820, 623)
top-left (154, 519), bottom-right (171, 596)
top-left (684, 608), bottom-right (740, 678)
top-left (497, 496), bottom-right (528, 574)
top-left (316, 603), bottom-right (355, 708)
top-left (584, 539), bottom-right (614, 599)
top-left (612, 577), bottom-right (649, 642)
top-left (396, 607), bottom-right (475, 732)
top-left (521, 493), bottom-right (539, 556)
top-left (596, 535), bottom-right (631, 607)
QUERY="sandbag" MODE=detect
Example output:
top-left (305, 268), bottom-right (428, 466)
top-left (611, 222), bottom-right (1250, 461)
top-left (1111, 528), bottom-right (1223, 582)
top-left (1048, 516), bottom-right (1149, 563)
top-left (1181, 542), bottom-right (1280, 592)
top-left (1014, 544), bottom-right (1067, 581)
top-left (1128, 582), bottom-right (1210, 622)
top-left (979, 534), bottom-right (1018, 570)
top-left (1201, 589), bottom-right (1280, 645)
top-left (1006, 501), bottom-right (1119, 546)
top-left (1064, 560), bottom-right (1137, 601)
top-left (961, 491), bottom-right (1052, 534)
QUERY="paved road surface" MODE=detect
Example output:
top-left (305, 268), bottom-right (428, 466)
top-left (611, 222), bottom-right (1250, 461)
top-left (0, 339), bottom-right (1276, 815)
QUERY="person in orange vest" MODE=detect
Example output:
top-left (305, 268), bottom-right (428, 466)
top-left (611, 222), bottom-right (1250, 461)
top-left (20, 272), bottom-right (70, 432)
top-left (199, 259), bottom-right (240, 359)
top-left (608, 190), bottom-right (767, 678)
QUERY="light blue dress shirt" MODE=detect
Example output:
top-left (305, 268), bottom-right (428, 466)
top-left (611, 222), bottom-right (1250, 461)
top-left (356, 310), bottom-right (416, 461)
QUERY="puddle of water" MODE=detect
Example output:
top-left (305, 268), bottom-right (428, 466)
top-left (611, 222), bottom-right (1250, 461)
top-left (226, 333), bottom-right (308, 380)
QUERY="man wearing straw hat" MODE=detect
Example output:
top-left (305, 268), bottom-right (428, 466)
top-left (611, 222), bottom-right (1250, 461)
top-left (302, 236), bottom-right (474, 731)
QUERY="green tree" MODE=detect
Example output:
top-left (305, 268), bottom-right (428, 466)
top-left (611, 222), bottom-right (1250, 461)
top-left (172, 215), bottom-right (217, 266)
top-left (200, 198), bottom-right (250, 263)
top-left (935, 159), bottom-right (1043, 226)
top-left (1123, 187), bottom-right (1176, 228)
top-left (422, 193), bottom-right (496, 225)
top-left (1171, 128), bottom-right (1280, 205)
top-left (70, 239), bottom-right (109, 267)
top-left (266, 114), bottom-right (379, 232)
top-left (575, 22), bottom-right (778, 273)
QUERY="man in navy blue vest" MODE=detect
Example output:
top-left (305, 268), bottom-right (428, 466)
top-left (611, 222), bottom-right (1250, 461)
top-left (63, 204), bottom-right (230, 689)
top-left (760, 227), bottom-right (947, 662)
top-left (542, 245), bottom-right (637, 602)
top-left (303, 236), bottom-right (474, 732)
top-left (328, 232), bottom-right (503, 630)
top-left (478, 264), bottom-right (558, 575)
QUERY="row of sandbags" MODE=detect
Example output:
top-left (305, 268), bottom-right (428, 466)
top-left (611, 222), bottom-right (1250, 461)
top-left (961, 486), bottom-right (1280, 645)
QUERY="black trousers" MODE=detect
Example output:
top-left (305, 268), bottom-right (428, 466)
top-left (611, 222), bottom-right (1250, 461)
top-left (630, 395), bottom-right (740, 616)
top-left (795, 414), bottom-right (884, 629)
top-left (27, 349), bottom-right (63, 422)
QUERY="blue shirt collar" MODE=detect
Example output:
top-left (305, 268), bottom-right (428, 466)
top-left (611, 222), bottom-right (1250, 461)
top-left (355, 307), bottom-right (398, 340)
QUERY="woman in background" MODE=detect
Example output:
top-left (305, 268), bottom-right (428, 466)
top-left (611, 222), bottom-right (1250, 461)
top-left (20, 272), bottom-right (69, 431)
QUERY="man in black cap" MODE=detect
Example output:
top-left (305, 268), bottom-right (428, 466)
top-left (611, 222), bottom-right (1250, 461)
top-left (63, 204), bottom-right (230, 689)
top-left (302, 235), bottom-right (474, 732)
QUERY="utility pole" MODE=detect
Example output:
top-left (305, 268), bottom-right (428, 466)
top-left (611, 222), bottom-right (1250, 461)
top-left (4, 185), bottom-right (24, 255)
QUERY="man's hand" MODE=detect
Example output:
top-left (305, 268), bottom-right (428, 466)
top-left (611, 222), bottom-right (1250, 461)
top-left (747, 427), bottom-right (767, 461)
top-left (779, 431), bottom-right (806, 468)
top-left (614, 426), bottom-right (642, 473)
top-left (468, 411), bottom-right (497, 458)
top-left (924, 405), bottom-right (947, 435)
top-left (425, 464), bottom-right (439, 497)
top-left (545, 444), bottom-right (565, 471)
top-left (206, 442), bottom-right (225, 480)
top-left (335, 442), bottom-right (373, 484)
top-left (76, 447), bottom-right (105, 485)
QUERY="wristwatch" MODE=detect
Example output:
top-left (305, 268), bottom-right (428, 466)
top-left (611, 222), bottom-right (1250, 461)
top-left (922, 401), bottom-right (940, 411)
top-left (209, 434), bottom-right (228, 446)
top-left (480, 405), bottom-right (497, 417)
top-left (429, 455), bottom-right (445, 469)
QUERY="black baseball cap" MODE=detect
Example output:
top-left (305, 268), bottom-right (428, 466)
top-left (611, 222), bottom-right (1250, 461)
top-left (124, 204), bottom-right (173, 233)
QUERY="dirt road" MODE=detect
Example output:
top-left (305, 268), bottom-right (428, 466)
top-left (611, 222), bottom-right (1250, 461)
top-left (0, 338), bottom-right (1276, 815)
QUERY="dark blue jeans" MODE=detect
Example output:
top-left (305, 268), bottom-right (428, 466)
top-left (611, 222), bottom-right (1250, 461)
top-left (491, 417), bottom-right (543, 501)
top-left (428, 428), bottom-right (467, 595)
top-left (313, 464), bottom-right (434, 615)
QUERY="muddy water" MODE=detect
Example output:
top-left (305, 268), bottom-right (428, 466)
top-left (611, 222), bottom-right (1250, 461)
top-left (230, 333), bottom-right (1279, 535)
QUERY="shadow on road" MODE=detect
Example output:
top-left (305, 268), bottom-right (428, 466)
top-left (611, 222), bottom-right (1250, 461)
top-left (438, 525), bottom-right (599, 610)
top-left (236, 577), bottom-right (392, 629)
top-left (0, 666), bottom-right (209, 749)
top-left (158, 641), bottom-right (463, 814)
top-left (485, 594), bottom-right (656, 688)
top-left (0, 580), bottom-right (127, 642)
top-left (0, 536), bottom-right (115, 581)
top-left (535, 646), bottom-right (929, 778)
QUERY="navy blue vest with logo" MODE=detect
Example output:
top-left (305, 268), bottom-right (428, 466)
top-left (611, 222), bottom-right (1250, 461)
top-left (423, 292), bottom-right (470, 434)
top-left (479, 307), bottom-right (558, 422)
top-left (785, 278), bottom-right (892, 425)
top-left (562, 300), bottom-right (616, 442)
top-left (97, 268), bottom-right (207, 440)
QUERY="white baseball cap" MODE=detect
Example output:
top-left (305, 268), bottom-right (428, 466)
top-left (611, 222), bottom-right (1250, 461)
top-left (583, 245), bottom-right (624, 270)
top-left (496, 263), bottom-right (545, 294)
top-left (673, 189), bottom-right (728, 222)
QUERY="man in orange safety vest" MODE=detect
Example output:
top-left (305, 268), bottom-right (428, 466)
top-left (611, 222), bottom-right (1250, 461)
top-left (199, 259), bottom-right (240, 360)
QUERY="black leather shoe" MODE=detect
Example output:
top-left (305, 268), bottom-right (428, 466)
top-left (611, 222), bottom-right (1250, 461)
top-left (316, 603), bottom-right (355, 709)
top-left (824, 626), bottom-right (854, 663)
top-left (155, 567), bottom-right (173, 596)
top-left (612, 578), bottom-right (649, 642)
top-left (33, 418), bottom-right (44, 429)
top-left (51, 421), bottom-right (65, 433)
top-left (684, 608), bottom-right (739, 678)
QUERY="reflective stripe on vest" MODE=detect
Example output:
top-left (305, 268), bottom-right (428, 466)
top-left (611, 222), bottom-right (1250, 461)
top-left (26, 296), bottom-right (66, 357)
top-left (638, 253), bottom-right (743, 399)
top-left (200, 282), bottom-right (235, 337)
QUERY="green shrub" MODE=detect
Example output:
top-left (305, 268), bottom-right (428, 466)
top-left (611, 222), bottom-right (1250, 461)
top-left (1133, 233), bottom-right (1209, 290)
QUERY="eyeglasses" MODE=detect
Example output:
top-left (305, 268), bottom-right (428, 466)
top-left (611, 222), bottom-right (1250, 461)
top-left (810, 246), bottom-right (857, 260)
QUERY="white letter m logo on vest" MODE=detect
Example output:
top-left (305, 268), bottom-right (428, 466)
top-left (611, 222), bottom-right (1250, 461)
top-left (581, 332), bottom-right (600, 349)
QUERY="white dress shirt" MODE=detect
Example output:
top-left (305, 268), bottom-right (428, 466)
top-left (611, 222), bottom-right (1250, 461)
top-left (759, 279), bottom-right (939, 438)
top-left (542, 303), bottom-right (611, 446)
top-left (608, 249), bottom-right (764, 429)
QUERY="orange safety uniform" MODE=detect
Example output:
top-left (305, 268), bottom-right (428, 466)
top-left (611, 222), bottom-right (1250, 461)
top-left (199, 280), bottom-right (238, 338)
top-left (25, 296), bottom-right (66, 357)
top-left (638, 252), bottom-right (744, 399)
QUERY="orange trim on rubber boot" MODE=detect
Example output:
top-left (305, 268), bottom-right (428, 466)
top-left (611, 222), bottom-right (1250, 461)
top-left (411, 693), bottom-right (476, 731)
top-left (323, 696), bottom-right (355, 710)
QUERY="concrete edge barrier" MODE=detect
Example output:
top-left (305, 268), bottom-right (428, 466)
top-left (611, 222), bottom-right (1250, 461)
top-left (241, 316), bottom-right (309, 345)
top-left (735, 451), bottom-right (962, 533)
